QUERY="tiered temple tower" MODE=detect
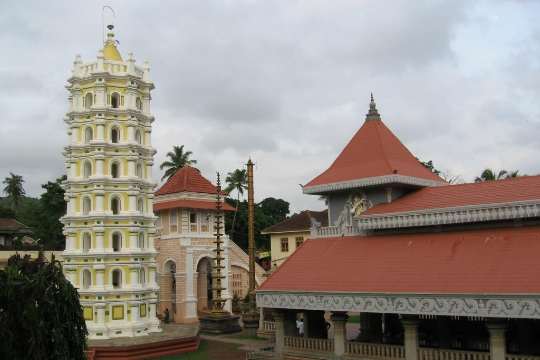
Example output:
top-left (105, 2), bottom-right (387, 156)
top-left (62, 25), bottom-right (160, 339)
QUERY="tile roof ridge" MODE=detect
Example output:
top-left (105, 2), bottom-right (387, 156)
top-left (429, 174), bottom-right (539, 190)
top-left (373, 119), bottom-right (394, 174)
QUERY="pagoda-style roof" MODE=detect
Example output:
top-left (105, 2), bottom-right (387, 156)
top-left (261, 210), bottom-right (328, 234)
top-left (156, 166), bottom-right (221, 196)
top-left (0, 218), bottom-right (33, 235)
top-left (303, 96), bottom-right (445, 194)
top-left (154, 199), bottom-right (235, 212)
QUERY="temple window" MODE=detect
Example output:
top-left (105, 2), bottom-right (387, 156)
top-left (137, 198), bottom-right (144, 213)
top-left (84, 127), bottom-right (93, 143)
top-left (82, 197), bottom-right (91, 215)
top-left (111, 92), bottom-right (120, 109)
top-left (139, 268), bottom-right (146, 285)
top-left (83, 160), bottom-right (92, 179)
top-left (111, 162), bottom-right (119, 178)
top-left (280, 237), bottom-right (289, 252)
top-left (295, 236), bottom-right (304, 248)
top-left (84, 93), bottom-right (93, 109)
top-left (111, 197), bottom-right (120, 215)
top-left (82, 233), bottom-right (91, 252)
top-left (112, 232), bottom-right (122, 252)
top-left (190, 212), bottom-right (198, 232)
top-left (201, 213), bottom-right (209, 232)
top-left (112, 269), bottom-right (122, 288)
top-left (111, 127), bottom-right (119, 143)
top-left (169, 209), bottom-right (178, 233)
top-left (82, 269), bottom-right (92, 289)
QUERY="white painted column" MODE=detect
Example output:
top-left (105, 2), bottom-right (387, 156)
top-left (222, 236), bottom-right (232, 312)
top-left (146, 161), bottom-right (153, 180)
top-left (95, 158), bottom-right (104, 176)
top-left (128, 159), bottom-right (136, 177)
top-left (402, 317), bottom-right (419, 360)
top-left (94, 264), bottom-right (105, 290)
top-left (95, 193), bottom-right (104, 213)
top-left (130, 267), bottom-right (139, 288)
top-left (185, 249), bottom-right (197, 319)
top-left (96, 303), bottom-right (106, 325)
top-left (66, 232), bottom-right (76, 251)
top-left (70, 160), bottom-right (77, 178)
top-left (487, 321), bottom-right (507, 360)
top-left (131, 302), bottom-right (140, 323)
top-left (273, 311), bottom-right (285, 354)
top-left (94, 228), bottom-right (105, 251)
top-left (331, 312), bottom-right (349, 357)
top-left (129, 230), bottom-right (138, 251)
top-left (71, 126), bottom-right (79, 143)
top-left (128, 192), bottom-right (137, 213)
top-left (145, 130), bottom-right (151, 146)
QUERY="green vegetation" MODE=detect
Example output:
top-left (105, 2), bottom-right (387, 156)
top-left (0, 253), bottom-right (87, 359)
top-left (475, 168), bottom-right (520, 182)
top-left (157, 340), bottom-right (245, 359)
top-left (160, 145), bottom-right (197, 181)
top-left (348, 314), bottom-right (360, 323)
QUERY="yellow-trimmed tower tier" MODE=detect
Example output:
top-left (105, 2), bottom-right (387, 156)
top-left (62, 26), bottom-right (160, 339)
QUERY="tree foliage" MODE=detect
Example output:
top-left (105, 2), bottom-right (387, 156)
top-left (225, 197), bottom-right (290, 251)
top-left (0, 253), bottom-right (87, 359)
top-left (475, 169), bottom-right (520, 182)
top-left (3, 172), bottom-right (25, 210)
top-left (224, 168), bottom-right (248, 239)
top-left (159, 145), bottom-right (197, 181)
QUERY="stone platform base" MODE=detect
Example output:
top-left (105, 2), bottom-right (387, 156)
top-left (199, 312), bottom-right (242, 334)
top-left (87, 324), bottom-right (198, 360)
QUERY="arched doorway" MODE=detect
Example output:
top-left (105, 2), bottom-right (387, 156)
top-left (162, 260), bottom-right (176, 320)
top-left (196, 257), bottom-right (213, 313)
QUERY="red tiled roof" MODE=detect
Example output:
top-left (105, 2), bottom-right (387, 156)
top-left (365, 175), bottom-right (540, 215)
top-left (0, 218), bottom-right (32, 233)
top-left (261, 210), bottom-right (328, 234)
top-left (154, 199), bottom-right (235, 212)
top-left (156, 166), bottom-right (222, 196)
top-left (304, 118), bottom-right (443, 189)
top-left (259, 226), bottom-right (540, 294)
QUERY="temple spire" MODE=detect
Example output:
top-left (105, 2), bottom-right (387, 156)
top-left (366, 92), bottom-right (381, 121)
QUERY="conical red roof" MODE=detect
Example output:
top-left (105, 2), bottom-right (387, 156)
top-left (304, 102), bottom-right (444, 193)
top-left (156, 166), bottom-right (220, 196)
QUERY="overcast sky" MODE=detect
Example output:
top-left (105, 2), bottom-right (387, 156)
top-left (1, 0), bottom-right (540, 213)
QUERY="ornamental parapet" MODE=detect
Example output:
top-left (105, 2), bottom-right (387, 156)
top-left (310, 225), bottom-right (361, 238)
top-left (358, 199), bottom-right (540, 230)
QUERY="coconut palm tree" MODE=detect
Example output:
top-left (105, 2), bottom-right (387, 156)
top-left (475, 169), bottom-right (519, 182)
top-left (159, 145), bottom-right (197, 181)
top-left (225, 168), bottom-right (248, 239)
top-left (3, 173), bottom-right (25, 210)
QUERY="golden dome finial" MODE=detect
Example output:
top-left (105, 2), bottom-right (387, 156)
top-left (102, 24), bottom-right (123, 61)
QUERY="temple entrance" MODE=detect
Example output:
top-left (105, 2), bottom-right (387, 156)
top-left (197, 257), bottom-right (213, 313)
top-left (162, 260), bottom-right (177, 319)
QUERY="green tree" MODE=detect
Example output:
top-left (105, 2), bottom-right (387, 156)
top-left (2, 173), bottom-right (25, 210)
top-left (0, 253), bottom-right (87, 359)
top-left (35, 176), bottom-right (67, 249)
top-left (159, 145), bottom-right (197, 181)
top-left (224, 169), bottom-right (247, 240)
top-left (475, 169), bottom-right (520, 182)
top-left (420, 160), bottom-right (441, 175)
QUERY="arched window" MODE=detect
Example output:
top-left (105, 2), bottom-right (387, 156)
top-left (112, 269), bottom-right (122, 288)
top-left (138, 232), bottom-right (145, 249)
top-left (82, 197), bottom-right (91, 215)
top-left (111, 127), bottom-right (119, 143)
top-left (83, 161), bottom-right (92, 179)
top-left (111, 92), bottom-right (120, 109)
top-left (136, 163), bottom-right (143, 178)
top-left (83, 269), bottom-right (92, 289)
top-left (136, 97), bottom-right (142, 111)
top-left (84, 127), bottom-right (93, 143)
top-left (84, 93), bottom-right (93, 109)
top-left (135, 129), bottom-right (142, 144)
top-left (82, 233), bottom-right (91, 252)
top-left (111, 162), bottom-right (119, 178)
top-left (112, 232), bottom-right (122, 252)
top-left (137, 198), bottom-right (144, 213)
top-left (139, 268), bottom-right (146, 285)
top-left (111, 197), bottom-right (120, 215)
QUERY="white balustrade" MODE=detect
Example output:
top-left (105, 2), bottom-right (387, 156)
top-left (506, 356), bottom-right (540, 360)
top-left (263, 321), bottom-right (276, 332)
top-left (346, 341), bottom-right (405, 359)
top-left (419, 348), bottom-right (490, 360)
top-left (284, 336), bottom-right (334, 353)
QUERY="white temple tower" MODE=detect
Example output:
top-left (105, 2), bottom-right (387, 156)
top-left (62, 25), bottom-right (160, 339)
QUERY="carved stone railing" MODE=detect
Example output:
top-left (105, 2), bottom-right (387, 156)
top-left (284, 336), bottom-right (334, 353)
top-left (263, 321), bottom-right (276, 332)
top-left (506, 355), bottom-right (540, 360)
top-left (312, 225), bottom-right (360, 238)
top-left (346, 342), bottom-right (405, 359)
top-left (419, 348), bottom-right (490, 360)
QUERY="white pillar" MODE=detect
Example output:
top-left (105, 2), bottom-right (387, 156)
top-left (402, 317), bottom-right (419, 360)
top-left (273, 311), bottom-right (285, 354)
top-left (128, 159), bottom-right (136, 177)
top-left (130, 267), bottom-right (139, 288)
top-left (96, 303), bottom-right (106, 325)
top-left (487, 321), bottom-right (507, 360)
top-left (96, 158), bottom-right (104, 176)
top-left (71, 126), bottom-right (79, 143)
top-left (95, 229), bottom-right (104, 251)
top-left (331, 312), bottom-right (348, 357)
top-left (185, 249), bottom-right (197, 318)
top-left (131, 302), bottom-right (140, 322)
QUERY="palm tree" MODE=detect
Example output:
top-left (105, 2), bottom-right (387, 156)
top-left (3, 173), bottom-right (25, 210)
top-left (225, 169), bottom-right (248, 239)
top-left (475, 168), bottom-right (519, 182)
top-left (159, 145), bottom-right (197, 181)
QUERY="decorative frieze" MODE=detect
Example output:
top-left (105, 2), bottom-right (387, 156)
top-left (256, 292), bottom-right (540, 319)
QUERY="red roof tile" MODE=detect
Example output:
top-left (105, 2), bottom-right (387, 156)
top-left (365, 175), bottom-right (540, 215)
top-left (154, 199), bottom-right (235, 212)
top-left (304, 118), bottom-right (443, 190)
top-left (261, 210), bottom-right (328, 234)
top-left (259, 226), bottom-right (540, 294)
top-left (156, 166), bottom-right (222, 196)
